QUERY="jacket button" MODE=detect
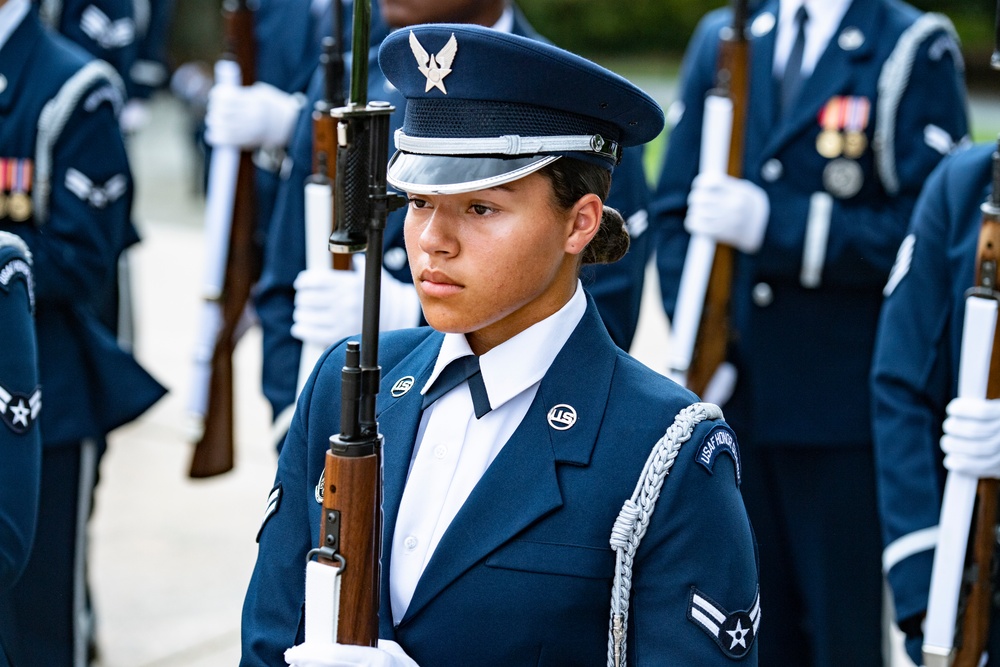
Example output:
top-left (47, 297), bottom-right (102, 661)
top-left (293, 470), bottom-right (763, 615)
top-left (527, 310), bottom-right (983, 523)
top-left (752, 282), bottom-right (773, 307)
top-left (0, 75), bottom-right (7, 94)
top-left (761, 159), bottom-right (783, 182)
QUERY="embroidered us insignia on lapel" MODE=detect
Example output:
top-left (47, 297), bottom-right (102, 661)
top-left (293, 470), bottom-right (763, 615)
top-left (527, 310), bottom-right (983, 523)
top-left (688, 586), bottom-right (760, 659)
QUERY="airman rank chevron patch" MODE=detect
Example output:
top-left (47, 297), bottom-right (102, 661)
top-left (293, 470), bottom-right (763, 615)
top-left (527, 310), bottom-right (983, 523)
top-left (695, 424), bottom-right (741, 485)
top-left (256, 483), bottom-right (282, 543)
top-left (0, 383), bottom-right (41, 435)
top-left (687, 586), bottom-right (760, 659)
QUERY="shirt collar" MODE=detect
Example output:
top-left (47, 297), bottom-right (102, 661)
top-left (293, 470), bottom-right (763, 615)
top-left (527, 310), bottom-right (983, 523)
top-left (774, 0), bottom-right (853, 75)
top-left (0, 0), bottom-right (30, 51)
top-left (491, 5), bottom-right (514, 34)
top-left (421, 280), bottom-right (587, 412)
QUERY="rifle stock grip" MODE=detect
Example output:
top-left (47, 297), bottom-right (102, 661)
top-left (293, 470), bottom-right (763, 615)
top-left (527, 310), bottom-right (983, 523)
top-left (320, 449), bottom-right (381, 646)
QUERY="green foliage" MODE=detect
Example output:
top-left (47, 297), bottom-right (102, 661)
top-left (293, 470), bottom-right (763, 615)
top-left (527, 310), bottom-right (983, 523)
top-left (517, 0), bottom-right (997, 59)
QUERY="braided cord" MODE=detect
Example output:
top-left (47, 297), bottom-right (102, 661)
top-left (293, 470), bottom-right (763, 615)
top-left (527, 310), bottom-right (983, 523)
top-left (606, 402), bottom-right (723, 667)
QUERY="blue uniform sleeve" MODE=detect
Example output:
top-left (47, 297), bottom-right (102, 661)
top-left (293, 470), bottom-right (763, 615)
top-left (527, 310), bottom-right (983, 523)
top-left (870, 151), bottom-right (967, 624)
top-left (17, 82), bottom-right (131, 305)
top-left (0, 243), bottom-right (41, 590)
top-left (56, 0), bottom-right (138, 87)
top-left (241, 342), bottom-right (342, 665)
top-left (630, 417), bottom-right (759, 664)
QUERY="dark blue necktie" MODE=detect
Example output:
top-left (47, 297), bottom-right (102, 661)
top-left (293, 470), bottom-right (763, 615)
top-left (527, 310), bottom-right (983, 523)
top-left (421, 355), bottom-right (492, 419)
top-left (781, 6), bottom-right (809, 115)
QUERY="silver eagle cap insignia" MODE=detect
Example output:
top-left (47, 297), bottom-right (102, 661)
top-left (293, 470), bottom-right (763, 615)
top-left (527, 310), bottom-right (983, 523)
top-left (409, 31), bottom-right (458, 94)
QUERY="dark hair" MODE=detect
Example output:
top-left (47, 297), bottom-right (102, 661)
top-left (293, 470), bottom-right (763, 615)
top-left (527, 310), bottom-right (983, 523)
top-left (538, 158), bottom-right (630, 265)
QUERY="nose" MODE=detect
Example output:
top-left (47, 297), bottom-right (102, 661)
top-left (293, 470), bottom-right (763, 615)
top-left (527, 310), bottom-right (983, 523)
top-left (416, 206), bottom-right (459, 257)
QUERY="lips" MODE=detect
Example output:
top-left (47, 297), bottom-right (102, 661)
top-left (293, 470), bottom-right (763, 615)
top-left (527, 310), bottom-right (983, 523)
top-left (418, 268), bottom-right (463, 298)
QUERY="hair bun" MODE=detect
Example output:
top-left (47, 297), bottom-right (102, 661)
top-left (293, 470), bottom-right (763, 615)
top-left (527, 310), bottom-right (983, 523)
top-left (582, 205), bottom-right (630, 265)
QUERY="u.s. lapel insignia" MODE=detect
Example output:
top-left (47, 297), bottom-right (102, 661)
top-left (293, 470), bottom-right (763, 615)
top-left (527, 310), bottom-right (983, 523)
top-left (546, 404), bottom-right (577, 431)
top-left (409, 31), bottom-right (458, 94)
top-left (838, 27), bottom-right (865, 51)
top-left (391, 376), bottom-right (415, 398)
top-left (688, 586), bottom-right (760, 659)
top-left (750, 12), bottom-right (775, 38)
top-left (0, 383), bottom-right (41, 435)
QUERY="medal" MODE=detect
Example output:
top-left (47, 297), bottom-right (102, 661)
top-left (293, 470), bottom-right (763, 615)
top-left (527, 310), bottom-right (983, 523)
top-left (0, 191), bottom-right (7, 219)
top-left (843, 131), bottom-right (868, 159)
top-left (842, 97), bottom-right (871, 159)
top-left (816, 97), bottom-right (846, 159)
top-left (8, 160), bottom-right (32, 222)
top-left (8, 193), bottom-right (31, 222)
top-left (816, 130), bottom-right (844, 159)
top-left (823, 158), bottom-right (864, 199)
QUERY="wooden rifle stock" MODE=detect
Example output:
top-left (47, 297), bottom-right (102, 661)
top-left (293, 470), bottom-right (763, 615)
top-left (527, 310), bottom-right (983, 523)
top-left (189, 0), bottom-right (260, 478)
top-left (951, 141), bottom-right (1000, 665)
top-left (684, 0), bottom-right (749, 397)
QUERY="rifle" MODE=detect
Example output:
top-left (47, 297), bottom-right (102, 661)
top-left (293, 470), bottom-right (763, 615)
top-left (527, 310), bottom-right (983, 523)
top-left (667, 0), bottom-right (749, 399)
top-left (303, 0), bottom-right (405, 645)
top-left (298, 1), bottom-right (350, 397)
top-left (187, 0), bottom-right (260, 478)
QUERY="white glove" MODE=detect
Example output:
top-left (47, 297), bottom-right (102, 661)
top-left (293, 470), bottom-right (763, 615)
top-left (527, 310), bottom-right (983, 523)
top-left (940, 396), bottom-right (1000, 478)
top-left (205, 81), bottom-right (302, 149)
top-left (684, 173), bottom-right (769, 254)
top-left (291, 256), bottom-right (422, 348)
top-left (119, 99), bottom-right (150, 134)
top-left (285, 639), bottom-right (419, 667)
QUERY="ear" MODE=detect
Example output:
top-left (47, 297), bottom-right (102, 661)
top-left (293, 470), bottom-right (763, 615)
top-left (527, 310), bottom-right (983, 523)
top-left (564, 193), bottom-right (603, 256)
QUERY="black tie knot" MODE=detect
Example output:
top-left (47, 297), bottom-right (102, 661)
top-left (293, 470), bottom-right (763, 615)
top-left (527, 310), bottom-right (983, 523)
top-left (781, 5), bottom-right (810, 115)
top-left (421, 355), bottom-right (492, 419)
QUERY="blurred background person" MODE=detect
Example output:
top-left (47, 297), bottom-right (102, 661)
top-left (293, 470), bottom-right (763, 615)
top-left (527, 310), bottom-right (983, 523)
top-left (651, 0), bottom-right (968, 663)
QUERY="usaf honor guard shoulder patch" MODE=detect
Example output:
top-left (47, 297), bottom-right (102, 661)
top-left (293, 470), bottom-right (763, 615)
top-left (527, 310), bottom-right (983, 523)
top-left (695, 424), bottom-right (741, 485)
top-left (688, 586), bottom-right (760, 659)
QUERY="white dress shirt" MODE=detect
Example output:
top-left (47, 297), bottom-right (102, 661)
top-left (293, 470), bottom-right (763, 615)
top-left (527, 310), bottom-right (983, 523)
top-left (773, 0), bottom-right (852, 78)
top-left (389, 282), bottom-right (587, 623)
top-left (0, 0), bottom-right (30, 51)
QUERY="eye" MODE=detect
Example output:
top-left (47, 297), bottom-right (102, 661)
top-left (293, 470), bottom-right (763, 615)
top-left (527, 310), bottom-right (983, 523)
top-left (408, 197), bottom-right (429, 209)
top-left (470, 204), bottom-right (495, 216)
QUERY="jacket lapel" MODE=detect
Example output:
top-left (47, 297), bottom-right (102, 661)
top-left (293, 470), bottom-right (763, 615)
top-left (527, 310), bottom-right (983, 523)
top-left (399, 297), bottom-right (618, 624)
top-left (374, 332), bottom-right (443, 622)
top-left (760, 0), bottom-right (876, 158)
top-left (0, 8), bottom-right (42, 115)
top-left (747, 2), bottom-right (779, 152)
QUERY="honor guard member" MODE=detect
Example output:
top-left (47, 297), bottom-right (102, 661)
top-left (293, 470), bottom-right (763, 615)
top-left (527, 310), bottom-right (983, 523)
top-left (872, 141), bottom-right (1000, 664)
top-left (0, 234), bottom-right (41, 667)
top-left (241, 24), bottom-right (759, 667)
top-left (255, 0), bottom-right (655, 446)
top-left (652, 0), bottom-right (968, 664)
top-left (0, 0), bottom-right (166, 663)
